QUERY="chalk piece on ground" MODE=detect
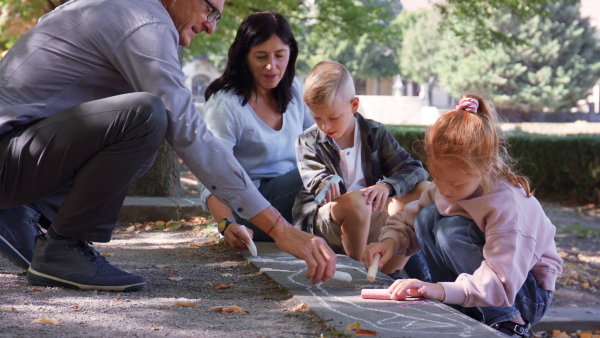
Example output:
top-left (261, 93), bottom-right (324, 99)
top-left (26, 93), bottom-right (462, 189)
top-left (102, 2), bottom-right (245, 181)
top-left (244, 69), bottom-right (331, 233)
top-left (331, 271), bottom-right (352, 283)
top-left (361, 288), bottom-right (406, 300)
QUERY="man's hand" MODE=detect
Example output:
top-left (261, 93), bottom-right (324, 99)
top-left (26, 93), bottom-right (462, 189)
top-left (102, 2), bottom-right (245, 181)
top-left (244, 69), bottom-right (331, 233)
top-left (270, 224), bottom-right (337, 284)
top-left (223, 223), bottom-right (254, 252)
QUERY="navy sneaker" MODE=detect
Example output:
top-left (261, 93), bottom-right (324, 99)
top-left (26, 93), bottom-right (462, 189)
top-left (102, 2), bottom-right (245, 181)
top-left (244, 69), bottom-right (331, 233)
top-left (0, 205), bottom-right (42, 269)
top-left (27, 230), bottom-right (146, 292)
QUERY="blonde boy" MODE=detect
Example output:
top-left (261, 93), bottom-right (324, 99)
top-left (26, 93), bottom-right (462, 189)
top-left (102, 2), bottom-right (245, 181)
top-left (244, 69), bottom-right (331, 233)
top-left (293, 60), bottom-right (429, 277)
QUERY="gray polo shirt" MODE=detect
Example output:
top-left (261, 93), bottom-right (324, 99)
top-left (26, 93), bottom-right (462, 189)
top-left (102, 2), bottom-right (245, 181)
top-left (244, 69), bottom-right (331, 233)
top-left (0, 0), bottom-right (269, 219)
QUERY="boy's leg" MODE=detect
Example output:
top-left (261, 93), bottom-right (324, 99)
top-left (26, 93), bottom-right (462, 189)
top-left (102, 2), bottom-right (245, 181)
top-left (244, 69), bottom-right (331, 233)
top-left (329, 191), bottom-right (373, 261)
top-left (0, 92), bottom-right (167, 290)
top-left (233, 168), bottom-right (303, 241)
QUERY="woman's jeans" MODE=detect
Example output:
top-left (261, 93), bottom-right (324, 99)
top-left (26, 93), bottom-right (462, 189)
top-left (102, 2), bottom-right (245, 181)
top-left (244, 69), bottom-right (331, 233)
top-left (413, 204), bottom-right (553, 326)
top-left (234, 168), bottom-right (303, 241)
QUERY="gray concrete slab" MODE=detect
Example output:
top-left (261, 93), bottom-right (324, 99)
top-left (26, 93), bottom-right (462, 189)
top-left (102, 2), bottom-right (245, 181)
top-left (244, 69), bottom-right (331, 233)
top-left (120, 197), bottom-right (208, 223)
top-left (248, 242), bottom-right (504, 337)
top-left (532, 307), bottom-right (600, 332)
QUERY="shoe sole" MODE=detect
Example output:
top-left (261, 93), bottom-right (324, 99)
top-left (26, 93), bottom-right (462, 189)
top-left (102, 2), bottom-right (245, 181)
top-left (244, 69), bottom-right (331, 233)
top-left (27, 268), bottom-right (146, 292)
top-left (0, 235), bottom-right (31, 270)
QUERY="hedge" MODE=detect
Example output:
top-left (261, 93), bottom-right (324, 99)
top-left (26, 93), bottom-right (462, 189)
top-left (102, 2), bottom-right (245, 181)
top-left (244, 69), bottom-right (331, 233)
top-left (387, 125), bottom-right (600, 204)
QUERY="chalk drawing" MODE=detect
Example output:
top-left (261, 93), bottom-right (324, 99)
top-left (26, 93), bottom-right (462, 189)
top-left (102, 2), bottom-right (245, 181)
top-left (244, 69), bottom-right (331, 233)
top-left (253, 253), bottom-right (497, 337)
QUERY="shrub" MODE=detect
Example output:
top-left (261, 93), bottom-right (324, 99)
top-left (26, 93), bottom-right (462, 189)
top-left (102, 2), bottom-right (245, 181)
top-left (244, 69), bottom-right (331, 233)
top-left (388, 125), bottom-right (600, 204)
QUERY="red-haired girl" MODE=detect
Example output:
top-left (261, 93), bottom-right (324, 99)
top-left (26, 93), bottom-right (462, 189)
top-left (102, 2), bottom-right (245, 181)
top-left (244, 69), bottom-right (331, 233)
top-left (363, 94), bottom-right (562, 338)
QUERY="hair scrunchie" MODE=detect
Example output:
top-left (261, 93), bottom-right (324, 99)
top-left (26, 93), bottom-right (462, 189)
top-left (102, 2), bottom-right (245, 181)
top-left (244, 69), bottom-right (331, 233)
top-left (455, 97), bottom-right (479, 113)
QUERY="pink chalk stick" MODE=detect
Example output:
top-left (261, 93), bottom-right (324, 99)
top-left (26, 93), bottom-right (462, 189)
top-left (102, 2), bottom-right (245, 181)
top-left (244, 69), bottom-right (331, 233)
top-left (361, 289), bottom-right (406, 300)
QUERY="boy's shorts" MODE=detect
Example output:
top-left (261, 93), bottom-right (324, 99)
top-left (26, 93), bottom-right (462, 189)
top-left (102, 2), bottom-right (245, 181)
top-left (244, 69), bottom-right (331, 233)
top-left (314, 202), bottom-right (389, 254)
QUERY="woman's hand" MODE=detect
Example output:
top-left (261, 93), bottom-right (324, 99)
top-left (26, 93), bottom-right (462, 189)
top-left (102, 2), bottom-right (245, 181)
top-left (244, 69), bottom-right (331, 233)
top-left (223, 223), bottom-right (254, 252)
top-left (361, 183), bottom-right (389, 211)
top-left (388, 279), bottom-right (446, 302)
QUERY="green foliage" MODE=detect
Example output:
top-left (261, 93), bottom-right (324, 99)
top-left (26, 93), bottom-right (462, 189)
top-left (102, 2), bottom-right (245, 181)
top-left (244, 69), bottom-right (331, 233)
top-left (388, 125), bottom-right (600, 204)
top-left (430, 1), bottom-right (600, 114)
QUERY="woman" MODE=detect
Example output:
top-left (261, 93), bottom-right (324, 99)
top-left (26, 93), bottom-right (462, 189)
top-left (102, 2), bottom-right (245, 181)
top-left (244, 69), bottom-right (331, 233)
top-left (200, 11), bottom-right (313, 248)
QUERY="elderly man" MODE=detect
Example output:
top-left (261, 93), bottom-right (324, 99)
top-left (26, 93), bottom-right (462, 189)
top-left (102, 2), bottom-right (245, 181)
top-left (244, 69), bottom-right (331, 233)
top-left (0, 0), bottom-right (336, 292)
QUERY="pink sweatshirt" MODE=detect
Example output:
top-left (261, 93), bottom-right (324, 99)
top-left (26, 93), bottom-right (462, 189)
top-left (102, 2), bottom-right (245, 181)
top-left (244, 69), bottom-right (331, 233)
top-left (380, 180), bottom-right (563, 308)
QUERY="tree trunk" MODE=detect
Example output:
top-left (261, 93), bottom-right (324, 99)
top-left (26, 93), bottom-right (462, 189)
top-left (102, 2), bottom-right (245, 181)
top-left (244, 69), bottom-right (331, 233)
top-left (127, 141), bottom-right (182, 197)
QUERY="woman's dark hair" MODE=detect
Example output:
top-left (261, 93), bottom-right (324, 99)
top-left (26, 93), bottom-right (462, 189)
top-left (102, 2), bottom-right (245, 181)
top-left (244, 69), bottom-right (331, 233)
top-left (204, 11), bottom-right (298, 114)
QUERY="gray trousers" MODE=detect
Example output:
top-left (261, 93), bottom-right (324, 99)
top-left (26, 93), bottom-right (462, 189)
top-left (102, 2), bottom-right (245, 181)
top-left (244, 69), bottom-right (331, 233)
top-left (0, 93), bottom-right (167, 242)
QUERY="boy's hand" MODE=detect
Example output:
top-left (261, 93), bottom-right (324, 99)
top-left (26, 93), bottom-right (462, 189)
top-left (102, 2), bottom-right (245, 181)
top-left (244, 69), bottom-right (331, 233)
top-left (362, 240), bottom-right (395, 270)
top-left (361, 183), bottom-right (389, 211)
top-left (318, 181), bottom-right (341, 204)
top-left (388, 279), bottom-right (446, 302)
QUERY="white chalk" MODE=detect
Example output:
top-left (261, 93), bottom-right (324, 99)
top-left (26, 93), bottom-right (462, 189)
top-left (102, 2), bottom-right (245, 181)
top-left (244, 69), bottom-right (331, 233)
top-left (314, 175), bottom-right (342, 204)
top-left (331, 271), bottom-right (352, 283)
top-left (366, 253), bottom-right (381, 282)
top-left (238, 225), bottom-right (257, 257)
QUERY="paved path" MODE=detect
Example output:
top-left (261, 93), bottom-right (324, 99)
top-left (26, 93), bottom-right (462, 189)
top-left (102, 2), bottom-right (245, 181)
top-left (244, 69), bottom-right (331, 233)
top-left (248, 242), bottom-right (504, 337)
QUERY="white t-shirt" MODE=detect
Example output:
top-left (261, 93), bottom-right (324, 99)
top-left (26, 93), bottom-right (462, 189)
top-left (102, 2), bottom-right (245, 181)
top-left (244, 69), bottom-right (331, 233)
top-left (336, 119), bottom-right (366, 192)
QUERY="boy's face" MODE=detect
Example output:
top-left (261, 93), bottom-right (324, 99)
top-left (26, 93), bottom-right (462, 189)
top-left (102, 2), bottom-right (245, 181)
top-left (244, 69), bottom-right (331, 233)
top-left (310, 96), bottom-right (359, 142)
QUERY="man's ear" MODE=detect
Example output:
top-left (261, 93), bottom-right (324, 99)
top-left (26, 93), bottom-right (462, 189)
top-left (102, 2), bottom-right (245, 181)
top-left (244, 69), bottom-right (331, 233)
top-left (350, 96), bottom-right (359, 113)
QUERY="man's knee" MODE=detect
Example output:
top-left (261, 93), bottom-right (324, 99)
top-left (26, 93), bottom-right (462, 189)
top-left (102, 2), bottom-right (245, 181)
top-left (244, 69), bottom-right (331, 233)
top-left (132, 93), bottom-right (168, 139)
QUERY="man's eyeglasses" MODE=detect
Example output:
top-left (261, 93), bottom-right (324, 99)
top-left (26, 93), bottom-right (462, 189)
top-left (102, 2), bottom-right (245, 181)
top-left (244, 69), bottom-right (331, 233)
top-left (203, 0), bottom-right (221, 23)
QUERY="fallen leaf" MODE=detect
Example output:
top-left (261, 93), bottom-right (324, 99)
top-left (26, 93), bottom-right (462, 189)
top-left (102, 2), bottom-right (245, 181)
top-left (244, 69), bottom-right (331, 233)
top-left (155, 221), bottom-right (165, 226)
top-left (152, 326), bottom-right (164, 331)
top-left (207, 305), bottom-right (249, 314)
top-left (114, 297), bottom-right (122, 301)
top-left (135, 230), bottom-right (143, 234)
top-left (171, 270), bottom-right (180, 274)
top-left (159, 243), bottom-right (168, 246)
top-left (356, 328), bottom-right (378, 336)
top-left (125, 225), bottom-right (135, 232)
top-left (345, 322), bottom-right (360, 331)
top-left (187, 243), bottom-right (200, 248)
top-left (167, 277), bottom-right (183, 281)
top-left (31, 317), bottom-right (59, 325)
top-left (31, 289), bottom-right (43, 293)
top-left (175, 301), bottom-right (197, 308)
top-left (70, 305), bottom-right (79, 309)
top-left (215, 284), bottom-right (234, 289)
top-left (102, 253), bottom-right (113, 257)
top-left (10, 307), bottom-right (17, 312)
top-left (220, 273), bottom-right (233, 278)
top-left (154, 265), bottom-right (171, 268)
top-left (580, 332), bottom-right (592, 338)
top-left (290, 303), bottom-right (308, 312)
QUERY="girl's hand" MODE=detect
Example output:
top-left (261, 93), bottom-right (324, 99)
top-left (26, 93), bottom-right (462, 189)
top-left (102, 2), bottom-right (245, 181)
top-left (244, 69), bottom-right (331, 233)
top-left (361, 183), bottom-right (389, 211)
top-left (362, 240), bottom-right (395, 269)
top-left (388, 279), bottom-right (446, 302)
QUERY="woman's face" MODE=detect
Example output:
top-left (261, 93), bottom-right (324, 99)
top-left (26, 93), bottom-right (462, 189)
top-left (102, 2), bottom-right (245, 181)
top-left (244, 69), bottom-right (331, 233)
top-left (245, 34), bottom-right (290, 91)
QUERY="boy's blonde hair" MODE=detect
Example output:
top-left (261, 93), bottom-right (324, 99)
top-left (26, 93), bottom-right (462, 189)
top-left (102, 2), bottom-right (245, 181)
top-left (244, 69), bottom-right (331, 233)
top-left (303, 60), bottom-right (356, 109)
